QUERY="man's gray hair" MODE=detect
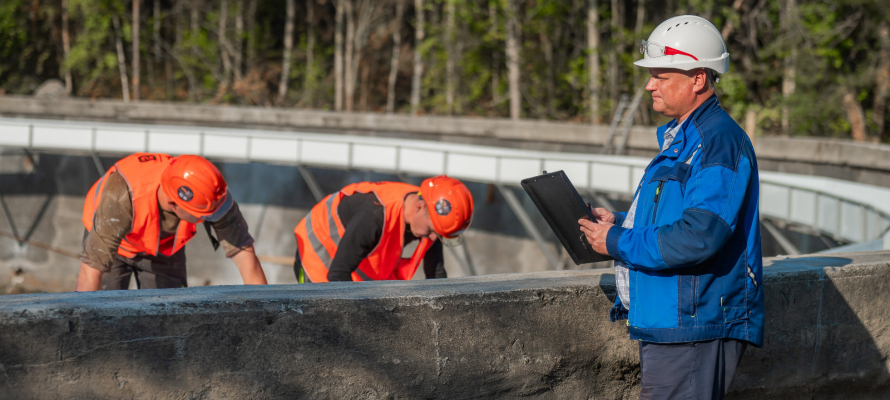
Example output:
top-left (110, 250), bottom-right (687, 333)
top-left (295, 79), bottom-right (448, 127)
top-left (705, 69), bottom-right (720, 89)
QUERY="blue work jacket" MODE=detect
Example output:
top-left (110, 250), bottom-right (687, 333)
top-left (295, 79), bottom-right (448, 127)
top-left (605, 95), bottom-right (764, 347)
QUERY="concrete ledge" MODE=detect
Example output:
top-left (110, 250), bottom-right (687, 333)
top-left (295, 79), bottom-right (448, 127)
top-left (0, 95), bottom-right (655, 153)
top-left (2, 251), bottom-right (890, 399)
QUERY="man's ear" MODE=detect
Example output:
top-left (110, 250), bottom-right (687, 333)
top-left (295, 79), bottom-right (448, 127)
top-left (693, 69), bottom-right (708, 93)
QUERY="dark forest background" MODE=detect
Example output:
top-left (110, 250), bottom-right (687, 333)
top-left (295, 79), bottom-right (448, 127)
top-left (1, 0), bottom-right (888, 141)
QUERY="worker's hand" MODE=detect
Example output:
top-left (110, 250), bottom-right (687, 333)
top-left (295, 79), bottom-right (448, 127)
top-left (589, 206), bottom-right (616, 224)
top-left (578, 218), bottom-right (613, 256)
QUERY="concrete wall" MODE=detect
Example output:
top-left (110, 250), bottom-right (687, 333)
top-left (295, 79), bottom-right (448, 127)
top-left (1, 251), bottom-right (889, 399)
top-left (4, 96), bottom-right (890, 187)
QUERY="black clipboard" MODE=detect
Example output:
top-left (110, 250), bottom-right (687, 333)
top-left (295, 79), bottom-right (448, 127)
top-left (520, 170), bottom-right (613, 265)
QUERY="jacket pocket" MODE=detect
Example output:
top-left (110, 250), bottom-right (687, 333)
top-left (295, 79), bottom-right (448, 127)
top-left (678, 274), bottom-right (697, 327)
top-left (648, 163), bottom-right (692, 224)
top-left (649, 163), bottom-right (692, 187)
top-left (723, 306), bottom-right (748, 323)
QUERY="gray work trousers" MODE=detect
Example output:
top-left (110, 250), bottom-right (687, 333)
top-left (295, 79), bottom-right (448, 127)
top-left (101, 250), bottom-right (188, 290)
top-left (639, 338), bottom-right (748, 400)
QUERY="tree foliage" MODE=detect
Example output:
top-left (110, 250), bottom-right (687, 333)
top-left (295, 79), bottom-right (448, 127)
top-left (0, 0), bottom-right (887, 140)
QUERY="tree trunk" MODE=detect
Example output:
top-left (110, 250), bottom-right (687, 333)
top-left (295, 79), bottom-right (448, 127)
top-left (359, 52), bottom-right (373, 111)
top-left (335, 0), bottom-right (345, 111)
top-left (505, 0), bottom-right (520, 120)
top-left (489, 2), bottom-right (499, 106)
top-left (234, 0), bottom-right (243, 82)
top-left (344, 0), bottom-right (355, 112)
top-left (219, 0), bottom-right (232, 96)
top-left (875, 21), bottom-right (889, 141)
top-left (113, 14), bottom-right (131, 102)
top-left (608, 0), bottom-right (621, 114)
top-left (587, 0), bottom-right (601, 123)
top-left (304, 0), bottom-right (316, 105)
top-left (721, 0), bottom-right (744, 40)
top-left (781, 0), bottom-right (798, 133)
top-left (632, 0), bottom-right (645, 83)
top-left (174, 0), bottom-right (183, 51)
top-left (347, 1), bottom-right (380, 112)
top-left (172, 0), bottom-right (185, 100)
top-left (843, 91), bottom-right (867, 142)
top-left (445, 0), bottom-right (456, 114)
top-left (246, 0), bottom-right (257, 73)
top-left (278, 0), bottom-right (295, 104)
top-left (191, 1), bottom-right (199, 37)
top-left (154, 0), bottom-right (161, 62)
top-left (410, 0), bottom-right (424, 115)
top-left (190, 0), bottom-right (203, 101)
top-left (386, 0), bottom-right (406, 113)
top-left (633, 0), bottom-right (649, 124)
top-left (61, 0), bottom-right (72, 94)
top-left (133, 0), bottom-right (141, 101)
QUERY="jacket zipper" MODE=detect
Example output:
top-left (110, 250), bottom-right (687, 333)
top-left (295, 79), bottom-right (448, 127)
top-left (651, 181), bottom-right (665, 224)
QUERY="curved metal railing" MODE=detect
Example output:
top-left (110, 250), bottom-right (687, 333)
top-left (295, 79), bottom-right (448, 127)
top-left (2, 116), bottom-right (888, 245)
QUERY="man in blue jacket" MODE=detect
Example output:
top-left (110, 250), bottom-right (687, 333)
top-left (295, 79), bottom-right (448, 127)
top-left (579, 15), bottom-right (763, 400)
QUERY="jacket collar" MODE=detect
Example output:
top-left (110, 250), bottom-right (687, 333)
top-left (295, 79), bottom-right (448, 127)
top-left (655, 94), bottom-right (720, 159)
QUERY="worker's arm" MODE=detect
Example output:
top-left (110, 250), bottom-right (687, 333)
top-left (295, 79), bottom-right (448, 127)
top-left (327, 208), bottom-right (384, 281)
top-left (75, 263), bottom-right (103, 291)
top-left (423, 240), bottom-right (446, 279)
top-left (230, 244), bottom-right (268, 285)
top-left (606, 154), bottom-right (755, 270)
top-left (78, 171), bottom-right (133, 291)
top-left (205, 201), bottom-right (266, 284)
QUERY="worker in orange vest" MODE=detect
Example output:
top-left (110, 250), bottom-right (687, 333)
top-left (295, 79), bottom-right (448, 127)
top-left (75, 153), bottom-right (268, 291)
top-left (293, 176), bottom-right (474, 282)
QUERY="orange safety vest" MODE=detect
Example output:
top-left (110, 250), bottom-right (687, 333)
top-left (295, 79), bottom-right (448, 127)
top-left (294, 182), bottom-right (434, 282)
top-left (82, 153), bottom-right (197, 258)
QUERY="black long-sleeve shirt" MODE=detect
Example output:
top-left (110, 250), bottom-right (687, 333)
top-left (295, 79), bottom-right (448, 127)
top-left (296, 192), bottom-right (445, 282)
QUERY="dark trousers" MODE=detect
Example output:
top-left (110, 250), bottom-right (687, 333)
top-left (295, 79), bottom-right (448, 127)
top-left (639, 339), bottom-right (747, 400)
top-left (101, 250), bottom-right (188, 290)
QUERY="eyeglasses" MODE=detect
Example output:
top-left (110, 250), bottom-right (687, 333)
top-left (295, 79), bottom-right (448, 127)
top-left (640, 40), bottom-right (699, 61)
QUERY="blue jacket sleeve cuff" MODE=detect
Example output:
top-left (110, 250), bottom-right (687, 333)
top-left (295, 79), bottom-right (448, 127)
top-left (605, 225), bottom-right (627, 261)
top-left (610, 302), bottom-right (629, 322)
top-left (613, 212), bottom-right (627, 226)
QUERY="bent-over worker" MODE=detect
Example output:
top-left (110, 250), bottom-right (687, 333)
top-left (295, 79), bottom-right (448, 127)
top-left (76, 153), bottom-right (267, 291)
top-left (293, 176), bottom-right (473, 282)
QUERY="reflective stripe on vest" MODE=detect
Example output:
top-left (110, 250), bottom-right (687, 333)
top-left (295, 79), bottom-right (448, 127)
top-left (295, 181), bottom-right (434, 282)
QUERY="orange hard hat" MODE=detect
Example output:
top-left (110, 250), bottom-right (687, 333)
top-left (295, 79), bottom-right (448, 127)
top-left (160, 155), bottom-right (228, 217)
top-left (419, 175), bottom-right (474, 239)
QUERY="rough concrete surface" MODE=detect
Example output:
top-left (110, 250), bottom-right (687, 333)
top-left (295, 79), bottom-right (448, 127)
top-left (2, 251), bottom-right (890, 399)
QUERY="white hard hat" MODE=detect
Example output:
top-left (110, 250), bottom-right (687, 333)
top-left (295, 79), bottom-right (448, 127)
top-left (634, 15), bottom-right (729, 74)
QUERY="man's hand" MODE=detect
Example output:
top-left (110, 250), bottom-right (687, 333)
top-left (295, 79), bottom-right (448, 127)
top-left (579, 218), bottom-right (614, 256)
top-left (231, 245), bottom-right (268, 285)
top-left (590, 206), bottom-right (616, 224)
top-left (75, 263), bottom-right (103, 292)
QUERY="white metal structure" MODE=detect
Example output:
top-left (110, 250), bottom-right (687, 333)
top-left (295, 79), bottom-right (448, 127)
top-left (2, 116), bottom-right (889, 247)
